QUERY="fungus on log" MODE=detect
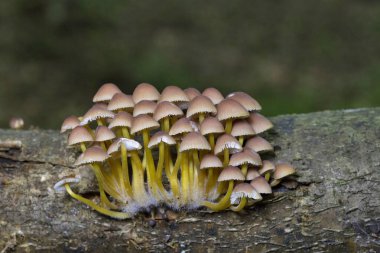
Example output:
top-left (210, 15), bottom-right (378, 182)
top-left (0, 108), bottom-right (379, 252)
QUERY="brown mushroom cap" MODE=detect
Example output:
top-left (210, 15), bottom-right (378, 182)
top-left (217, 166), bottom-right (245, 182)
top-left (148, 131), bottom-right (176, 148)
top-left (248, 113), bottom-right (273, 134)
top-left (216, 99), bottom-right (249, 121)
top-left (107, 93), bottom-right (135, 111)
top-left (230, 183), bottom-right (262, 203)
top-left (133, 100), bottom-right (157, 117)
top-left (130, 114), bottom-right (160, 135)
top-left (179, 132), bottom-right (211, 152)
top-left (246, 168), bottom-right (261, 180)
top-left (61, 115), bottom-right (80, 133)
top-left (132, 83), bottom-right (160, 103)
top-left (108, 111), bottom-right (133, 129)
top-left (80, 104), bottom-right (115, 125)
top-left (250, 176), bottom-right (272, 194)
top-left (95, 126), bottom-right (116, 142)
top-left (169, 118), bottom-right (194, 136)
top-left (245, 136), bottom-right (274, 153)
top-left (229, 149), bottom-right (262, 167)
top-left (258, 160), bottom-right (275, 175)
top-left (184, 87), bottom-right (201, 100)
top-left (273, 163), bottom-right (296, 180)
top-left (202, 87), bottom-right (224, 105)
top-left (186, 95), bottom-right (217, 118)
top-left (200, 117), bottom-right (225, 136)
top-left (214, 134), bottom-right (242, 155)
top-left (227, 92), bottom-right (262, 111)
top-left (159, 86), bottom-right (189, 103)
top-left (200, 154), bottom-right (223, 170)
top-left (231, 120), bottom-right (256, 137)
top-left (93, 83), bottom-right (122, 103)
top-left (68, 126), bottom-right (93, 146)
top-left (74, 146), bottom-right (109, 166)
top-left (153, 101), bottom-right (184, 121)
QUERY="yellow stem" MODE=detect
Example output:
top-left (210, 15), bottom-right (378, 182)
top-left (199, 113), bottom-right (205, 124)
top-left (65, 184), bottom-right (130, 219)
top-left (225, 119), bottom-right (233, 134)
top-left (163, 117), bottom-right (170, 132)
top-left (131, 151), bottom-right (149, 201)
top-left (80, 143), bottom-right (87, 152)
top-left (265, 172), bottom-right (271, 181)
top-left (181, 152), bottom-right (190, 204)
top-left (223, 148), bottom-right (230, 167)
top-left (91, 163), bottom-right (117, 209)
top-left (241, 164), bottom-right (248, 177)
top-left (202, 181), bottom-right (234, 211)
top-left (208, 134), bottom-right (215, 150)
top-left (97, 119), bottom-right (105, 126)
top-left (121, 144), bottom-right (133, 197)
top-left (143, 130), bottom-right (157, 196)
top-left (156, 142), bottom-right (169, 199)
top-left (170, 152), bottom-right (182, 199)
top-left (238, 136), bottom-right (244, 146)
top-left (230, 197), bottom-right (247, 212)
top-left (121, 127), bottom-right (130, 138)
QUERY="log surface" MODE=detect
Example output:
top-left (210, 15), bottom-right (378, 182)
top-left (0, 108), bottom-right (379, 253)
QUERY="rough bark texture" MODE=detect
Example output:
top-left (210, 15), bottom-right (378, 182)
top-left (0, 108), bottom-right (379, 253)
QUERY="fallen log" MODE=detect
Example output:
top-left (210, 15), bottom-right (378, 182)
top-left (0, 108), bottom-right (379, 252)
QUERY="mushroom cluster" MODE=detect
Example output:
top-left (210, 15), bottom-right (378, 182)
top-left (57, 83), bottom-right (295, 219)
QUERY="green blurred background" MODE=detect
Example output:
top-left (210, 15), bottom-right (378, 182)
top-left (1, 0), bottom-right (379, 129)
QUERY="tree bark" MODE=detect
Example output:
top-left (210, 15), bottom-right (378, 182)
top-left (0, 108), bottom-right (379, 253)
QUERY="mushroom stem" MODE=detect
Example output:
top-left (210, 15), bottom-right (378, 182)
top-left (120, 144), bottom-right (133, 197)
top-left (198, 113), bottom-right (205, 124)
top-left (193, 151), bottom-right (204, 194)
top-left (91, 163), bottom-right (117, 209)
top-left (163, 117), bottom-right (170, 132)
top-left (265, 172), bottom-right (271, 181)
top-left (169, 152), bottom-right (182, 199)
top-left (130, 151), bottom-right (149, 202)
top-left (64, 184), bottom-right (130, 219)
top-left (205, 169), bottom-right (215, 195)
top-left (97, 119), bottom-right (105, 126)
top-left (156, 142), bottom-right (169, 199)
top-left (225, 119), bottom-right (233, 134)
top-left (230, 197), bottom-right (247, 212)
top-left (181, 152), bottom-right (190, 204)
top-left (202, 180), bottom-right (234, 211)
top-left (143, 130), bottom-right (158, 196)
top-left (223, 148), bottom-right (230, 167)
top-left (241, 164), bottom-right (248, 177)
top-left (238, 136), bottom-right (244, 146)
top-left (121, 127), bottom-right (131, 138)
top-left (164, 146), bottom-right (172, 180)
top-left (208, 134), bottom-right (215, 150)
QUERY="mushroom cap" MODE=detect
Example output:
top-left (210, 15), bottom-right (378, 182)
top-left (248, 113), bottom-right (273, 134)
top-left (130, 114), bottom-right (160, 134)
top-left (68, 126), bottom-right (93, 146)
top-left (153, 101), bottom-right (184, 121)
top-left (53, 175), bottom-right (81, 192)
top-left (258, 160), bottom-right (275, 175)
top-left (230, 183), bottom-right (262, 204)
top-left (169, 118), bottom-right (194, 136)
top-left (200, 117), bottom-right (225, 136)
top-left (214, 134), bottom-right (242, 155)
top-left (108, 111), bottom-right (133, 129)
top-left (227, 92), bottom-right (262, 111)
top-left (246, 168), bottom-right (261, 180)
top-left (107, 138), bottom-right (142, 155)
top-left (273, 163), bottom-right (296, 180)
top-left (75, 146), bottom-right (109, 166)
top-left (80, 104), bottom-right (115, 125)
top-left (229, 149), bottom-right (262, 167)
top-left (202, 87), bottom-right (224, 105)
top-left (250, 176), bottom-right (272, 194)
top-left (217, 166), bottom-right (245, 182)
top-left (231, 120), bottom-right (256, 137)
top-left (107, 93), bottom-right (135, 111)
top-left (148, 131), bottom-right (176, 148)
top-left (95, 126), bottom-right (116, 142)
top-left (132, 83), bottom-right (160, 103)
top-left (186, 95), bottom-right (217, 118)
top-left (159, 86), bottom-right (189, 103)
top-left (184, 87), bottom-right (201, 100)
top-left (133, 100), bottom-right (157, 117)
top-left (200, 154), bottom-right (223, 170)
top-left (179, 132), bottom-right (211, 152)
top-left (61, 115), bottom-right (80, 133)
top-left (216, 99), bottom-right (249, 121)
top-left (245, 136), bottom-right (274, 153)
top-left (93, 83), bottom-right (122, 103)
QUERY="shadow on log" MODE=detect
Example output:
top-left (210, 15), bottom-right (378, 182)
top-left (0, 108), bottom-right (379, 252)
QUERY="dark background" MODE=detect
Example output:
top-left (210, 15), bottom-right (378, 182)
top-left (1, 0), bottom-right (379, 129)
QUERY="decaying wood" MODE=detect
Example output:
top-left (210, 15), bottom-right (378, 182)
top-left (0, 108), bottom-right (379, 252)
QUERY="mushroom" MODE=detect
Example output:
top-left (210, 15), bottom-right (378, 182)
top-left (230, 183), bottom-right (262, 212)
top-left (270, 163), bottom-right (296, 186)
top-left (247, 112), bottom-right (273, 134)
top-left (60, 115), bottom-right (80, 133)
top-left (187, 95), bottom-right (217, 124)
top-left (202, 87), bottom-right (224, 105)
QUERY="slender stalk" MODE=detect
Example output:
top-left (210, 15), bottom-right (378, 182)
top-left (130, 151), bottom-right (149, 202)
top-left (169, 152), bottom-right (182, 199)
top-left (199, 113), bottom-right (205, 124)
top-left (163, 117), bottom-right (170, 132)
top-left (91, 163), bottom-right (117, 209)
top-left (143, 130), bottom-right (157, 196)
top-left (65, 184), bottom-right (130, 219)
top-left (238, 136), bottom-right (244, 146)
top-left (181, 152), bottom-right (189, 204)
top-left (120, 144), bottom-right (133, 197)
top-left (225, 119), bottom-right (233, 134)
top-left (121, 127), bottom-right (130, 138)
top-left (265, 172), bottom-right (271, 181)
top-left (156, 142), bottom-right (169, 199)
top-left (208, 134), bottom-right (215, 150)
top-left (230, 197), bottom-right (247, 212)
top-left (241, 164), bottom-right (248, 177)
top-left (202, 180), bottom-right (234, 211)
